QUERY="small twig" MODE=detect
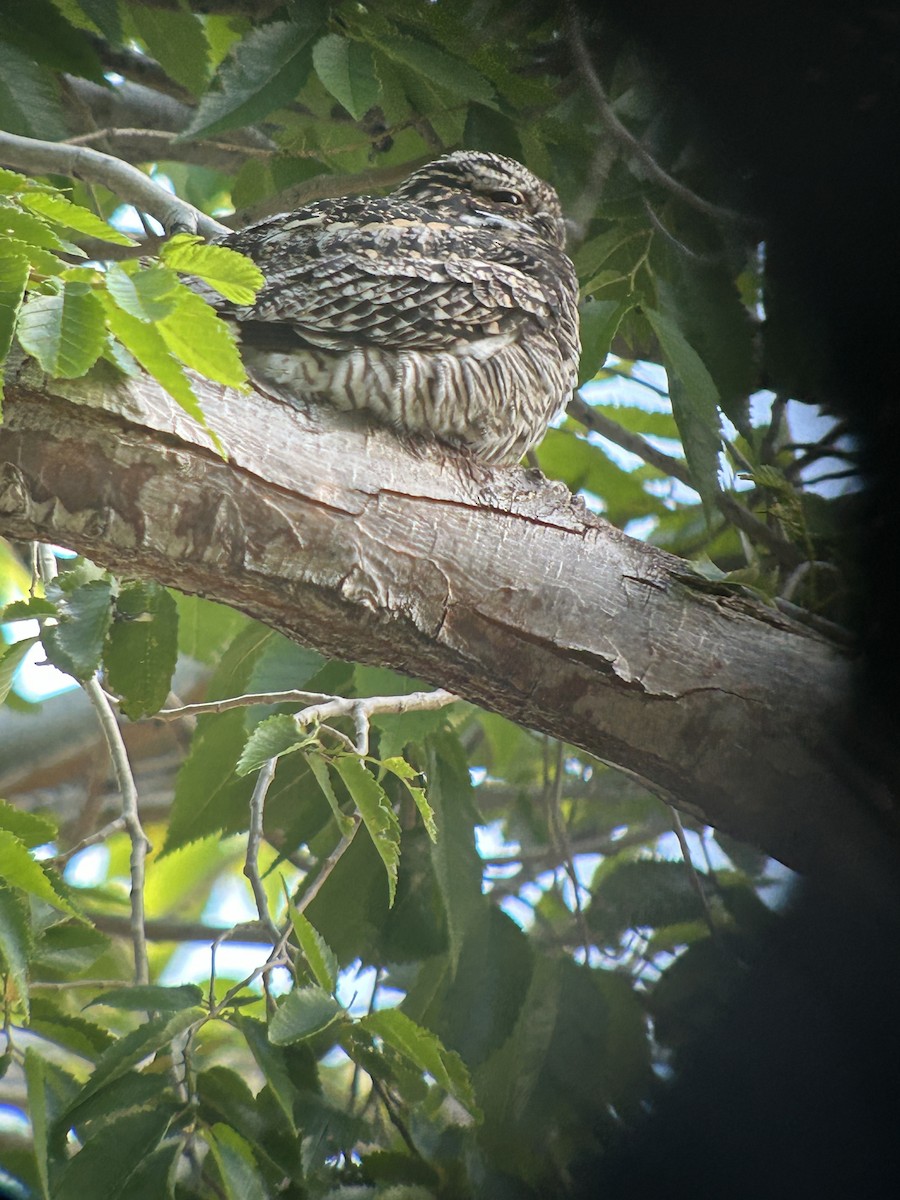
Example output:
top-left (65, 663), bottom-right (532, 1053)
top-left (30, 978), bottom-right (138, 990)
top-left (294, 819), bottom-right (362, 916)
top-left (0, 129), bottom-right (228, 238)
top-left (669, 807), bottom-right (719, 943)
top-left (35, 543), bottom-right (149, 983)
top-left (564, 4), bottom-right (750, 226)
top-left (50, 816), bottom-right (126, 866)
top-left (547, 741), bottom-right (592, 959)
top-left (65, 127), bottom-right (272, 159)
top-left (369, 1074), bottom-right (422, 1160)
top-left (244, 759), bottom-right (280, 940)
top-left (156, 689), bottom-right (334, 719)
top-left (83, 676), bottom-right (151, 985)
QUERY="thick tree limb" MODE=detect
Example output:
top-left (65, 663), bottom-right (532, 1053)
top-left (0, 359), bottom-right (896, 894)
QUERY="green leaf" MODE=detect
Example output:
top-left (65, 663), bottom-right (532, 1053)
top-left (41, 577), bottom-right (113, 680)
top-left (362, 1007), bottom-right (478, 1116)
top-left (172, 592), bottom-right (247, 664)
top-left (22, 193), bottom-right (136, 246)
top-left (373, 34), bottom-right (495, 107)
top-left (24, 1049), bottom-right (52, 1200)
top-left (381, 757), bottom-right (436, 841)
top-left (32, 920), bottom-right (110, 974)
top-left (0, 167), bottom-right (29, 194)
top-left (268, 985), bottom-right (343, 1045)
top-left (0, 883), bottom-right (31, 1011)
top-left (104, 580), bottom-right (178, 719)
top-left (74, 0), bottom-right (123, 42)
top-left (424, 733), bottom-right (483, 967)
top-left (236, 712), bottom-right (316, 776)
top-left (28, 997), bottom-right (114, 1060)
top-left (305, 751), bottom-right (356, 837)
top-left (157, 286), bottom-right (248, 389)
top-left (104, 263), bottom-right (179, 323)
top-left (130, 3), bottom-right (211, 96)
top-left (0, 252), bottom-right (31, 364)
top-left (587, 858), bottom-right (708, 946)
top-left (88, 984), bottom-right (204, 1012)
top-left (0, 831), bottom-right (78, 916)
top-left (0, 205), bottom-right (70, 251)
top-left (312, 34), bottom-right (380, 120)
top-left (288, 903), bottom-right (338, 993)
top-left (333, 755), bottom-right (400, 906)
top-left (207, 1124), bottom-right (268, 1200)
top-left (233, 1015), bottom-right (298, 1131)
top-left (16, 281), bottom-right (106, 378)
top-left (161, 234), bottom-right (264, 305)
top-left (2, 0), bottom-right (104, 82)
top-left (69, 1008), bottom-right (203, 1109)
top-left (642, 307), bottom-right (722, 512)
top-left (578, 298), bottom-right (633, 385)
top-left (0, 43), bottom-right (66, 140)
top-left (100, 293), bottom-right (216, 441)
top-left (164, 623), bottom-right (273, 852)
top-left (54, 1104), bottom-right (176, 1200)
top-left (0, 636), bottom-right (38, 704)
top-left (181, 17), bottom-right (323, 140)
top-left (2, 595), bottom-right (56, 622)
top-left (0, 798), bottom-right (56, 847)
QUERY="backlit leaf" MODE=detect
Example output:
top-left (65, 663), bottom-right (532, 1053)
top-left (16, 281), bottom-right (106, 378)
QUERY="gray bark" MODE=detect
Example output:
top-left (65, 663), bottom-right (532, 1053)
top-left (0, 358), bottom-right (895, 893)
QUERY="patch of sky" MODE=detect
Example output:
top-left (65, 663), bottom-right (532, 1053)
top-left (64, 844), bottom-right (109, 887)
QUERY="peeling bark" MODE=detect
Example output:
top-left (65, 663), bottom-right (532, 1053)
top-left (0, 358), bottom-right (896, 891)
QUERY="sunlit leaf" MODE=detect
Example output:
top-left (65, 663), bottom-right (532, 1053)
top-left (22, 193), bottom-right (136, 245)
top-left (161, 234), bottom-right (264, 304)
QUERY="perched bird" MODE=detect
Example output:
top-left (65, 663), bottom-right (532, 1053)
top-left (212, 151), bottom-right (580, 465)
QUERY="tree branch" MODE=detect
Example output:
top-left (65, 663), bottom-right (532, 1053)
top-left (0, 357), bottom-right (896, 899)
top-left (0, 130), bottom-right (229, 238)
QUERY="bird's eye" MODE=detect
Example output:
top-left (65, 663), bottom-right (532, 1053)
top-left (488, 189), bottom-right (523, 205)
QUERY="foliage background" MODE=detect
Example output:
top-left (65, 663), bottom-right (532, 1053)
top-left (0, 1), bottom-right (880, 1197)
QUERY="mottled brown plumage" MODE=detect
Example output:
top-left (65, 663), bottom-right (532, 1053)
top-left (215, 151), bottom-right (580, 464)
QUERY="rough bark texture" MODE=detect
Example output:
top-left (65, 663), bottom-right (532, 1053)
top-left (1, 358), bottom-right (896, 892)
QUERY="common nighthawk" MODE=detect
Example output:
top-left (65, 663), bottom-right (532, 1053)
top-left (213, 151), bottom-right (580, 465)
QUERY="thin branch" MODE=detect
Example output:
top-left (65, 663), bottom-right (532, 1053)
top-left (156, 689), bottom-right (334, 718)
top-left (564, 4), bottom-right (751, 227)
top-left (547, 741), bottom-right (593, 958)
top-left (669, 806), bottom-right (720, 943)
top-left (244, 759), bottom-right (280, 940)
top-left (35, 543), bottom-right (149, 983)
top-left (91, 914), bottom-right (273, 943)
top-left (83, 676), bottom-right (151, 984)
top-left (50, 816), bottom-right (126, 866)
top-left (0, 130), bottom-right (228, 239)
top-left (65, 126), bottom-right (272, 164)
top-left (569, 395), bottom-right (805, 566)
top-left (294, 818), bottom-right (362, 916)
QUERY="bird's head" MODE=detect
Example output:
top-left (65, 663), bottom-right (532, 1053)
top-left (391, 151), bottom-right (568, 248)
